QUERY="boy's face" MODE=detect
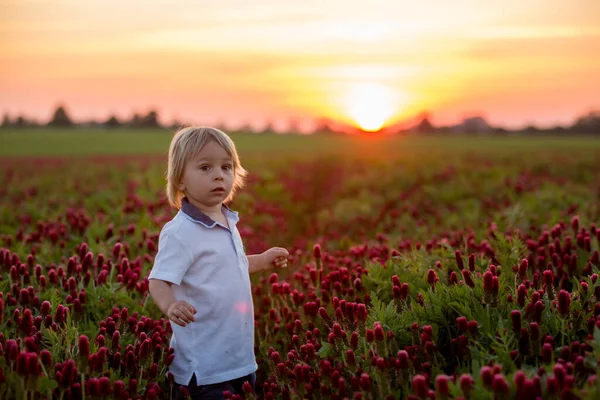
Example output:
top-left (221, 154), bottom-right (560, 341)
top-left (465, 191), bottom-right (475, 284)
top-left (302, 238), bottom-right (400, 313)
top-left (178, 140), bottom-right (234, 212)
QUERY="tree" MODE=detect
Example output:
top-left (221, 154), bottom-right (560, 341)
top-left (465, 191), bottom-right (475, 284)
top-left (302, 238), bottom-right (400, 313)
top-left (15, 116), bottom-right (28, 127)
top-left (415, 112), bottom-right (435, 134)
top-left (129, 110), bottom-right (161, 128)
top-left (139, 110), bottom-right (160, 128)
top-left (48, 105), bottom-right (74, 127)
top-left (261, 120), bottom-right (275, 134)
top-left (314, 118), bottom-right (335, 135)
top-left (571, 111), bottom-right (600, 134)
top-left (104, 115), bottom-right (121, 128)
top-left (129, 113), bottom-right (142, 128)
top-left (237, 123), bottom-right (255, 134)
top-left (1, 114), bottom-right (11, 128)
top-left (523, 125), bottom-right (540, 135)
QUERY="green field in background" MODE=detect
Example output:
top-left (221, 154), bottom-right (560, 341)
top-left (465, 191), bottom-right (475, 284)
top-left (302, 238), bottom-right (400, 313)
top-left (0, 128), bottom-right (599, 158)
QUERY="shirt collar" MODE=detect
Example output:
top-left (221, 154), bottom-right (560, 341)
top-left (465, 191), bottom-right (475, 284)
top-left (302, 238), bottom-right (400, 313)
top-left (180, 197), bottom-right (239, 228)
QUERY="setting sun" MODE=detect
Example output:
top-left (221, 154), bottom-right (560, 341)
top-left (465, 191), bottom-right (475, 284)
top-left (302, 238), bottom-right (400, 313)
top-left (344, 82), bottom-right (403, 131)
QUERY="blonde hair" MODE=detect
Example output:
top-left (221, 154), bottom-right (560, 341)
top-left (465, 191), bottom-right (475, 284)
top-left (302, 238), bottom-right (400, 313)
top-left (166, 126), bottom-right (248, 209)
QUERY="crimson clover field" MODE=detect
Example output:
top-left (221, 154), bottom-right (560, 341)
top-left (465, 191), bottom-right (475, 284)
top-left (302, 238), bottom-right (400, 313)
top-left (1, 130), bottom-right (600, 399)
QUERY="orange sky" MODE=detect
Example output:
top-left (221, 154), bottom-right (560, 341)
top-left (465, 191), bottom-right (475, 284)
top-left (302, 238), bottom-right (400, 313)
top-left (1, 0), bottom-right (599, 131)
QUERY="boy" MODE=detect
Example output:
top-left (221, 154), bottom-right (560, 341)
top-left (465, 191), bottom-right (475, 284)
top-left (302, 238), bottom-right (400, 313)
top-left (148, 127), bottom-right (288, 399)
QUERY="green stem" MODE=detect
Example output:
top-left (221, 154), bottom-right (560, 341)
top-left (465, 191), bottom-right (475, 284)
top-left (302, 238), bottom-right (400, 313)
top-left (21, 377), bottom-right (27, 400)
top-left (139, 365), bottom-right (145, 388)
top-left (316, 258), bottom-right (322, 298)
top-left (485, 305), bottom-right (490, 337)
top-left (142, 293), bottom-right (150, 309)
top-left (81, 372), bottom-right (86, 400)
top-left (39, 360), bottom-right (51, 400)
top-left (108, 261), bottom-right (116, 284)
top-left (561, 318), bottom-right (565, 349)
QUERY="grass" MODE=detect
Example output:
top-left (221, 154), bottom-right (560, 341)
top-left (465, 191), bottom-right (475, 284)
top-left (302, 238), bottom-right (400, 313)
top-left (1, 128), bottom-right (599, 158)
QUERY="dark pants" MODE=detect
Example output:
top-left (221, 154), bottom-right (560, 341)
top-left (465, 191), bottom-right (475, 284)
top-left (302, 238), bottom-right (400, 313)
top-left (171, 372), bottom-right (256, 400)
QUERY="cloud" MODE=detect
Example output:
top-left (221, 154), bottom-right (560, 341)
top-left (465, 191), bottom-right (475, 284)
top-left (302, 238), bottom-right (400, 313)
top-left (458, 28), bottom-right (600, 61)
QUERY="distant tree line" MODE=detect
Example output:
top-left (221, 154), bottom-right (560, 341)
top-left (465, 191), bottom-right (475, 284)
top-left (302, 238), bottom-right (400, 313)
top-left (395, 111), bottom-right (600, 136)
top-left (0, 105), bottom-right (329, 134)
top-left (1, 104), bottom-right (600, 135)
top-left (1, 105), bottom-right (162, 130)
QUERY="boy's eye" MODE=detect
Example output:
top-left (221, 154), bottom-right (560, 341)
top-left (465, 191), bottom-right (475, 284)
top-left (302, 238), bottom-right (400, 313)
top-left (200, 165), bottom-right (210, 171)
top-left (222, 165), bottom-right (233, 171)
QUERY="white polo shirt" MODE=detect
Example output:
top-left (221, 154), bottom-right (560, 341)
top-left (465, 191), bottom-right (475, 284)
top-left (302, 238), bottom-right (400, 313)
top-left (148, 198), bottom-right (257, 385)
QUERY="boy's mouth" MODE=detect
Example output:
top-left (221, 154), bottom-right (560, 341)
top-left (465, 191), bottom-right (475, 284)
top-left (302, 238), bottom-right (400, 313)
top-left (211, 187), bottom-right (225, 193)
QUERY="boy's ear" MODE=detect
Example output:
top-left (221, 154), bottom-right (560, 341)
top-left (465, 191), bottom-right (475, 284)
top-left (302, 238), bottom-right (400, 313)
top-left (177, 180), bottom-right (185, 191)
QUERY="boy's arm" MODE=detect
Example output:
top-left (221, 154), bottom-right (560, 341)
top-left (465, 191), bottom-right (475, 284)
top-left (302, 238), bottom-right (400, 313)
top-left (147, 229), bottom-right (196, 326)
top-left (148, 279), bottom-right (177, 315)
top-left (247, 254), bottom-right (267, 274)
top-left (149, 279), bottom-right (196, 326)
top-left (247, 247), bottom-right (289, 274)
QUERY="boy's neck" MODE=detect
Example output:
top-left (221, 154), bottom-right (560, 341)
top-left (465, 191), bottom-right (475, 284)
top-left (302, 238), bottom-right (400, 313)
top-left (181, 197), bottom-right (229, 227)
top-left (186, 198), bottom-right (222, 215)
top-left (197, 204), bottom-right (223, 217)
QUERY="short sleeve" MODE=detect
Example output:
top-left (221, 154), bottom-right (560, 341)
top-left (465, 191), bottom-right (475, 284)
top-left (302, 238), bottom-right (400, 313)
top-left (148, 228), bottom-right (192, 286)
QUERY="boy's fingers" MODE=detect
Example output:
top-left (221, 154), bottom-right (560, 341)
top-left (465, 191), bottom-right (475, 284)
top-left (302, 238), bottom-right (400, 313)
top-left (186, 304), bottom-right (197, 314)
top-left (272, 248), bottom-right (288, 257)
top-left (175, 307), bottom-right (191, 321)
top-left (276, 258), bottom-right (288, 268)
top-left (172, 308), bottom-right (191, 323)
top-left (181, 308), bottom-right (195, 321)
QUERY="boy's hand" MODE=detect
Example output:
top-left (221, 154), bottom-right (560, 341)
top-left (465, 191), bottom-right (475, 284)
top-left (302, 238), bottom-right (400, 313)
top-left (263, 247), bottom-right (289, 269)
top-left (167, 301), bottom-right (197, 327)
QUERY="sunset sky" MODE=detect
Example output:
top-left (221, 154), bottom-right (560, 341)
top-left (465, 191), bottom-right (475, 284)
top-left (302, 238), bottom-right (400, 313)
top-left (1, 0), bottom-right (599, 131)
